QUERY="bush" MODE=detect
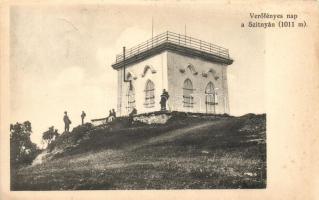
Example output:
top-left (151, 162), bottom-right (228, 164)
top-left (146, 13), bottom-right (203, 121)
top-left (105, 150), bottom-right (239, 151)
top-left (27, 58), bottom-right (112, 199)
top-left (71, 123), bottom-right (94, 142)
top-left (10, 121), bottom-right (40, 168)
top-left (47, 123), bottom-right (94, 152)
top-left (42, 126), bottom-right (59, 146)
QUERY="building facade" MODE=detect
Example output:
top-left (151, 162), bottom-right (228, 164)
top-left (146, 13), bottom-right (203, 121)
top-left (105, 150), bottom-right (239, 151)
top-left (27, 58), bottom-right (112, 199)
top-left (111, 31), bottom-right (233, 116)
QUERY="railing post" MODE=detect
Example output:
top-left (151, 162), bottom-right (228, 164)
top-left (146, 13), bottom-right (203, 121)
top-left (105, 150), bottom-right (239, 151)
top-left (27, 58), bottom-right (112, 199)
top-left (200, 40), bottom-right (202, 50)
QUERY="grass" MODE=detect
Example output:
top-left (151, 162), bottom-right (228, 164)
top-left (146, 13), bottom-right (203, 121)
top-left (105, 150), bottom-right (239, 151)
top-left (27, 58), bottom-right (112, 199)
top-left (11, 113), bottom-right (266, 190)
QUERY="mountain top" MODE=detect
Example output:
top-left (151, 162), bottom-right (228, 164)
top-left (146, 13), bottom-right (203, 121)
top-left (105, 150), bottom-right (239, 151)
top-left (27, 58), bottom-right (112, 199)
top-left (12, 112), bottom-right (266, 190)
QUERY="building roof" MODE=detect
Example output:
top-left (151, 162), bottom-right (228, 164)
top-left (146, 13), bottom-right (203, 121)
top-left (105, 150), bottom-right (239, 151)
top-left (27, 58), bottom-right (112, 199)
top-left (111, 31), bottom-right (233, 69)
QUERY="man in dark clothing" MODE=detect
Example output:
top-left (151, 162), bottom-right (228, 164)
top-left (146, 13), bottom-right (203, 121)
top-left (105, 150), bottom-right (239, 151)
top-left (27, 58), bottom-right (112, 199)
top-left (112, 109), bottom-right (116, 118)
top-left (160, 89), bottom-right (170, 111)
top-left (63, 111), bottom-right (72, 132)
top-left (81, 111), bottom-right (86, 125)
top-left (129, 107), bottom-right (137, 117)
top-left (128, 108), bottom-right (137, 124)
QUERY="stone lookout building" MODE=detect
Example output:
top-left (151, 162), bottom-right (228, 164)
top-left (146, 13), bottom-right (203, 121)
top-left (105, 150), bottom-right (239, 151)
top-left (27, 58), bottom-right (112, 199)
top-left (111, 31), bottom-right (233, 116)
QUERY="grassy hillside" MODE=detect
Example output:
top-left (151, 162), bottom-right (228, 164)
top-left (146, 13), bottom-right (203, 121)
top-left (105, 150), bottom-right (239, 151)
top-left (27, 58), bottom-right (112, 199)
top-left (11, 113), bottom-right (266, 190)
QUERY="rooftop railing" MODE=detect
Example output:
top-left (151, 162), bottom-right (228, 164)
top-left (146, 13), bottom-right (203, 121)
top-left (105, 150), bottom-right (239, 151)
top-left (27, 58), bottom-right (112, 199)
top-left (114, 31), bottom-right (230, 63)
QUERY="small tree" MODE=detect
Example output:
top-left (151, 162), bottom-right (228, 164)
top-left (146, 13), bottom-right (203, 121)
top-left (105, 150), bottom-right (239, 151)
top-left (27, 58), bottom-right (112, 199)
top-left (42, 126), bottom-right (59, 146)
top-left (10, 121), bottom-right (39, 167)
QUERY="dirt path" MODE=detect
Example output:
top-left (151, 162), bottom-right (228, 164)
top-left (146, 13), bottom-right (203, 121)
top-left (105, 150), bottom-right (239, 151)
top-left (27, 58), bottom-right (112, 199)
top-left (32, 120), bottom-right (226, 167)
top-left (126, 120), bottom-right (226, 151)
top-left (65, 120), bottom-right (227, 171)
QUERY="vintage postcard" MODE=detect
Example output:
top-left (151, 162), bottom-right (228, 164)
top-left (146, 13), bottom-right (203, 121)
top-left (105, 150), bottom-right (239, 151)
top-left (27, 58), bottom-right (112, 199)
top-left (0, 0), bottom-right (318, 199)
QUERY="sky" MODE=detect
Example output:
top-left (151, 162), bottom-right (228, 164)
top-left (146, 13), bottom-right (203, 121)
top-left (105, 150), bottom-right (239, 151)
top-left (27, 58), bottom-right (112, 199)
top-left (10, 3), bottom-right (265, 146)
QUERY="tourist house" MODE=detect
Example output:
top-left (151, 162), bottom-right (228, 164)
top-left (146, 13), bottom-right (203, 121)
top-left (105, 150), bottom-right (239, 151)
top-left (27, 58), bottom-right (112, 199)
top-left (111, 31), bottom-right (234, 116)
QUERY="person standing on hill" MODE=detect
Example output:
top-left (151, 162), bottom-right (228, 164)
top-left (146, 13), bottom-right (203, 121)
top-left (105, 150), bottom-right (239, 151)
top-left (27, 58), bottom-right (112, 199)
top-left (160, 89), bottom-right (170, 111)
top-left (128, 107), bottom-right (137, 124)
top-left (81, 111), bottom-right (86, 125)
top-left (63, 111), bottom-right (72, 132)
top-left (112, 109), bottom-right (116, 118)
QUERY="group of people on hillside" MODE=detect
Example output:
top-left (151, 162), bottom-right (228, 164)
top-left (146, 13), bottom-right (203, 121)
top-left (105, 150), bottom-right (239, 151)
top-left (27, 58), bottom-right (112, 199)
top-left (108, 109), bottom-right (116, 118)
top-left (63, 111), bottom-right (86, 132)
top-left (63, 109), bottom-right (118, 132)
top-left (107, 109), bottom-right (117, 122)
top-left (63, 89), bottom-right (169, 132)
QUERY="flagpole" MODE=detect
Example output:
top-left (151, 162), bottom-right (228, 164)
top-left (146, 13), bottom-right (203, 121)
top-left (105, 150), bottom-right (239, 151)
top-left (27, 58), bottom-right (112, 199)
top-left (152, 17), bottom-right (154, 38)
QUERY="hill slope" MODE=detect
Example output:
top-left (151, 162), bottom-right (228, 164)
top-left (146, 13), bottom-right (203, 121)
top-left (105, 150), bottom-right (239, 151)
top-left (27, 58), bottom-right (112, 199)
top-left (11, 113), bottom-right (266, 190)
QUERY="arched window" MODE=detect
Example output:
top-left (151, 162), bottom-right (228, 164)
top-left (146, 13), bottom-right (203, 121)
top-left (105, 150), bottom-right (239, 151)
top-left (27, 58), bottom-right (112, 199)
top-left (144, 80), bottom-right (155, 108)
top-left (127, 83), bottom-right (135, 113)
top-left (205, 82), bottom-right (218, 113)
top-left (183, 79), bottom-right (194, 108)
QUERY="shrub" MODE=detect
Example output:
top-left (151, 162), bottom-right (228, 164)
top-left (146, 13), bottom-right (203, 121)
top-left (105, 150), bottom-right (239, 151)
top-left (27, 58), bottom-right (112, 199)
top-left (42, 126), bottom-right (59, 146)
top-left (10, 121), bottom-right (40, 167)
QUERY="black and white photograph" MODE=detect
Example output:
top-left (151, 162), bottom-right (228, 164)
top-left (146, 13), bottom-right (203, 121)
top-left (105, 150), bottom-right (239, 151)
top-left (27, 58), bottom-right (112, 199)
top-left (2, 1), bottom-right (318, 196)
top-left (7, 3), bottom-right (268, 190)
top-left (1, 0), bottom-right (319, 199)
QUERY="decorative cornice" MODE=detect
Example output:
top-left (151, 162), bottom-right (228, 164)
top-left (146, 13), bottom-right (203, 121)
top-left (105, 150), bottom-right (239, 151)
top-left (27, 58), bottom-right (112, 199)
top-left (141, 65), bottom-right (157, 77)
top-left (126, 71), bottom-right (137, 80)
top-left (179, 64), bottom-right (198, 75)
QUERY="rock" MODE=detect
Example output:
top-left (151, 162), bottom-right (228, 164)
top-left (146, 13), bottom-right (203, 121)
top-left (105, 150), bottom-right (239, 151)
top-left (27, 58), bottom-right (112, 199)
top-left (244, 172), bottom-right (257, 177)
top-left (133, 114), bottom-right (172, 124)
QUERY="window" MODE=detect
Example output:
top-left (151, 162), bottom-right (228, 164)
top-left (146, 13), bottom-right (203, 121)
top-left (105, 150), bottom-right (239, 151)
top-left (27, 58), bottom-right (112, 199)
top-left (205, 82), bottom-right (217, 113)
top-left (183, 79), bottom-right (194, 108)
top-left (144, 80), bottom-right (155, 108)
top-left (126, 83), bottom-right (136, 113)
